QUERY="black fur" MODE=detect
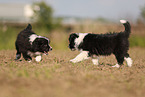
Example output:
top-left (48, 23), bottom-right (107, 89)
top-left (15, 24), bottom-right (52, 61)
top-left (69, 21), bottom-right (131, 66)
top-left (69, 34), bottom-right (79, 50)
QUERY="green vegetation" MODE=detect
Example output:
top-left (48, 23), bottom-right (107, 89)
top-left (32, 1), bottom-right (62, 32)
top-left (130, 35), bottom-right (145, 47)
top-left (1, 1), bottom-right (144, 50)
top-left (0, 26), bottom-right (18, 49)
top-left (0, 23), bottom-right (145, 50)
top-left (141, 4), bottom-right (145, 22)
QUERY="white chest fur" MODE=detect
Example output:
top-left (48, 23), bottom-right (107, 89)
top-left (27, 51), bottom-right (42, 57)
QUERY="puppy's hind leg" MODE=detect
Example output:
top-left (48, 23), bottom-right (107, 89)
top-left (112, 55), bottom-right (124, 68)
top-left (124, 53), bottom-right (133, 67)
top-left (15, 52), bottom-right (21, 60)
top-left (22, 52), bottom-right (32, 62)
top-left (70, 51), bottom-right (89, 63)
top-left (15, 44), bottom-right (21, 60)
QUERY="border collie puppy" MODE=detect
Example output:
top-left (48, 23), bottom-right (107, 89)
top-left (68, 20), bottom-right (133, 68)
top-left (15, 24), bottom-right (52, 62)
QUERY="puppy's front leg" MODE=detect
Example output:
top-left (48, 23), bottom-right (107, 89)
top-left (35, 55), bottom-right (42, 62)
top-left (92, 57), bottom-right (99, 65)
top-left (70, 51), bottom-right (89, 63)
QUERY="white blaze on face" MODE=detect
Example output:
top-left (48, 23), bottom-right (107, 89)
top-left (29, 34), bottom-right (38, 43)
top-left (37, 36), bottom-right (52, 49)
top-left (74, 33), bottom-right (88, 48)
top-left (29, 34), bottom-right (51, 49)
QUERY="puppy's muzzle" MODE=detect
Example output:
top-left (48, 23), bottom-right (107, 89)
top-left (71, 48), bottom-right (76, 51)
top-left (68, 45), bottom-right (76, 51)
top-left (49, 47), bottom-right (52, 51)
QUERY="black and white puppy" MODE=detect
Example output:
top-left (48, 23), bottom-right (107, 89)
top-left (68, 20), bottom-right (133, 68)
top-left (15, 24), bottom-right (52, 62)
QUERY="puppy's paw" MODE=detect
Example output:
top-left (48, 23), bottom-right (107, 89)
top-left (15, 54), bottom-right (21, 61)
top-left (70, 59), bottom-right (77, 63)
top-left (35, 56), bottom-right (42, 62)
top-left (28, 60), bottom-right (32, 63)
top-left (92, 59), bottom-right (99, 65)
top-left (112, 64), bottom-right (120, 68)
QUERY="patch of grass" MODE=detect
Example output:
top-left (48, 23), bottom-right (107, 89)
top-left (0, 27), bottom-right (17, 49)
top-left (0, 48), bottom-right (145, 97)
top-left (130, 35), bottom-right (145, 47)
top-left (0, 22), bottom-right (145, 97)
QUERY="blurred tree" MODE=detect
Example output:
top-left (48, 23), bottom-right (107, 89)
top-left (141, 5), bottom-right (145, 22)
top-left (96, 17), bottom-right (109, 23)
top-left (32, 1), bottom-right (61, 31)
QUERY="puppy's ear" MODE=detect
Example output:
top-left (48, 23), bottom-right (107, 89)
top-left (70, 33), bottom-right (79, 38)
top-left (25, 24), bottom-right (32, 30)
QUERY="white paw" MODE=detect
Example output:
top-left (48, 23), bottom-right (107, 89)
top-left (92, 59), bottom-right (99, 65)
top-left (28, 60), bottom-right (32, 63)
top-left (35, 56), bottom-right (42, 62)
top-left (124, 57), bottom-right (133, 67)
top-left (70, 59), bottom-right (77, 63)
top-left (112, 64), bottom-right (120, 68)
top-left (128, 63), bottom-right (132, 67)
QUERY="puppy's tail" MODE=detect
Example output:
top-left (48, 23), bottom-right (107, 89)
top-left (25, 24), bottom-right (32, 30)
top-left (120, 20), bottom-right (131, 38)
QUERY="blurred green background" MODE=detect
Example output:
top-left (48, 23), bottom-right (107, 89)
top-left (0, 1), bottom-right (145, 50)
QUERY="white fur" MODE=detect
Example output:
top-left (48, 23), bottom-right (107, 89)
top-left (37, 36), bottom-right (50, 42)
top-left (74, 33), bottom-right (88, 48)
top-left (29, 34), bottom-right (38, 43)
top-left (92, 57), bottom-right (99, 65)
top-left (35, 55), bottom-right (42, 62)
top-left (112, 63), bottom-right (120, 68)
top-left (27, 51), bottom-right (42, 57)
top-left (120, 20), bottom-right (127, 24)
top-left (27, 51), bottom-right (43, 62)
top-left (124, 57), bottom-right (133, 67)
top-left (29, 34), bottom-right (51, 49)
top-left (35, 52), bottom-right (42, 55)
top-left (28, 60), bottom-right (32, 63)
top-left (70, 51), bottom-right (89, 63)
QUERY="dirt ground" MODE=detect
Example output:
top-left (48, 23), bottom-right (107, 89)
top-left (0, 47), bottom-right (145, 97)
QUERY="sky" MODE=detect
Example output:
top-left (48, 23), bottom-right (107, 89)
top-left (1, 0), bottom-right (145, 21)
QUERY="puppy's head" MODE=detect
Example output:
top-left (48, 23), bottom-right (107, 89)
top-left (68, 33), bottom-right (88, 51)
top-left (68, 33), bottom-right (79, 51)
top-left (32, 37), bottom-right (52, 55)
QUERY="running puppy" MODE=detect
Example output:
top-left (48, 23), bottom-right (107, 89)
top-left (15, 24), bottom-right (52, 62)
top-left (68, 20), bottom-right (133, 68)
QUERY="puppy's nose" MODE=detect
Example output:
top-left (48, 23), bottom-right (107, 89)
top-left (50, 48), bottom-right (52, 51)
